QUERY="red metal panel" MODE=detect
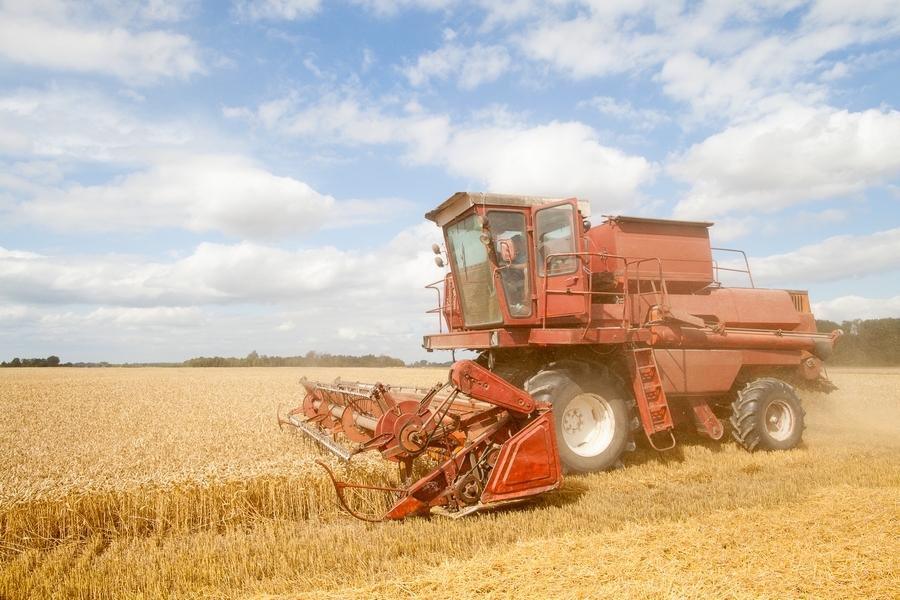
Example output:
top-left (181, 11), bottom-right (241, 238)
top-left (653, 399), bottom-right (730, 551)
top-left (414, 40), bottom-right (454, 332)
top-left (423, 330), bottom-right (496, 350)
top-left (481, 411), bottom-right (563, 503)
top-left (653, 349), bottom-right (743, 395)
top-left (588, 217), bottom-right (714, 290)
top-left (740, 349), bottom-right (807, 365)
top-left (688, 398), bottom-right (724, 439)
top-left (542, 280), bottom-right (589, 320)
top-left (449, 360), bottom-right (536, 414)
top-left (528, 327), bottom-right (651, 345)
top-left (423, 326), bottom-right (650, 350)
top-left (667, 288), bottom-right (801, 329)
top-left (588, 302), bottom-right (626, 322)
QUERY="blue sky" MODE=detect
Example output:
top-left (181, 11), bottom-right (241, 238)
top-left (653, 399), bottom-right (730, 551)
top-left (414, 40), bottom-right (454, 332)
top-left (1, 0), bottom-right (899, 363)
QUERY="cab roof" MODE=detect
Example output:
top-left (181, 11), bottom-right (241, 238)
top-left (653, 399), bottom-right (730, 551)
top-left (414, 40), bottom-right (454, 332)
top-left (426, 191), bottom-right (591, 227)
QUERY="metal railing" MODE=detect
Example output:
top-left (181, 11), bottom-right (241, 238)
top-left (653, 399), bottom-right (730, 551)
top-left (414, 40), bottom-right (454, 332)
top-left (711, 247), bottom-right (754, 288)
top-left (538, 251), bottom-right (669, 329)
top-left (625, 257), bottom-right (668, 328)
top-left (425, 279), bottom-right (446, 333)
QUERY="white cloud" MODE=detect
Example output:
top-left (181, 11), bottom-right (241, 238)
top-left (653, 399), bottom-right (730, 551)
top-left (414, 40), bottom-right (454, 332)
top-left (118, 89), bottom-right (146, 102)
top-left (250, 95), bottom-right (655, 210)
top-left (505, 1), bottom-right (900, 123)
top-left (805, 0), bottom-right (900, 27)
top-left (362, 48), bottom-right (375, 72)
top-left (349, 0), bottom-right (456, 17)
top-left (588, 96), bottom-right (669, 130)
top-left (222, 106), bottom-right (255, 120)
top-left (0, 6), bottom-right (206, 84)
top-left (706, 215), bottom-right (763, 244)
top-left (271, 94), bottom-right (414, 145)
top-left (0, 87), bottom-right (417, 239)
top-left (0, 125), bottom-right (32, 154)
top-left (338, 327), bottom-right (360, 340)
top-left (84, 306), bottom-right (210, 328)
top-left (233, 0), bottom-right (321, 20)
top-left (10, 160), bottom-right (65, 184)
top-left (811, 295), bottom-right (900, 322)
top-left (509, 2), bottom-right (796, 81)
top-left (515, 12), bottom-right (661, 80)
top-left (0, 86), bottom-right (192, 162)
top-left (0, 304), bottom-right (28, 320)
top-left (403, 43), bottom-right (511, 89)
top-left (1, 301), bottom-right (440, 363)
top-left (748, 227), bottom-right (900, 286)
top-left (13, 153), bottom-right (337, 240)
top-left (138, 0), bottom-right (198, 22)
top-left (0, 221), bottom-right (443, 307)
top-left (420, 119), bottom-right (656, 210)
top-left (0, 222), bottom-right (446, 361)
top-left (669, 107), bottom-right (900, 219)
top-left (276, 320), bottom-right (296, 331)
top-left (8, 150), bottom-right (418, 240)
top-left (0, 247), bottom-right (45, 260)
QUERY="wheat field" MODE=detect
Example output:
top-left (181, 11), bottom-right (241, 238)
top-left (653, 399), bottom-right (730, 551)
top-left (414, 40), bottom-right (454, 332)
top-left (1, 366), bottom-right (899, 599)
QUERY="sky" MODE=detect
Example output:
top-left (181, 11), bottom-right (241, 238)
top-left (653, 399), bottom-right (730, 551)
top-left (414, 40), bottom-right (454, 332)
top-left (0, 0), bottom-right (899, 364)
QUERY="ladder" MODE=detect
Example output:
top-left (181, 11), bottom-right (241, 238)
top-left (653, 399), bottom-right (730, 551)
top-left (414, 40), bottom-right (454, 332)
top-left (627, 347), bottom-right (675, 450)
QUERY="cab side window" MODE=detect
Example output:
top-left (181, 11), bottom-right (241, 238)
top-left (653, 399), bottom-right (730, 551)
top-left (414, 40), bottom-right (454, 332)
top-left (487, 210), bottom-right (532, 318)
top-left (534, 204), bottom-right (577, 276)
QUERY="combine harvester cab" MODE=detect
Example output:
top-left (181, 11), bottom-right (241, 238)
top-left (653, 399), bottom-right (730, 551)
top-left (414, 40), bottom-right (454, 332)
top-left (285, 191), bottom-right (842, 520)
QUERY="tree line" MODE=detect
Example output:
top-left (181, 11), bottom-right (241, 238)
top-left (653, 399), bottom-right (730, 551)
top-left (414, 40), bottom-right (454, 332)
top-left (182, 350), bottom-right (413, 368)
top-left (0, 357), bottom-right (180, 368)
top-left (0, 350), bottom-right (451, 368)
top-left (816, 318), bottom-right (900, 367)
top-left (1, 356), bottom-right (63, 367)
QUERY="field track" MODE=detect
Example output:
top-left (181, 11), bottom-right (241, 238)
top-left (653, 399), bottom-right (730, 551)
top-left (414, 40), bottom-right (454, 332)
top-left (1, 366), bottom-right (898, 599)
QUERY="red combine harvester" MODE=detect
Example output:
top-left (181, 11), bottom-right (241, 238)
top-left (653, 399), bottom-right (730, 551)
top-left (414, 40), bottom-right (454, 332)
top-left (283, 192), bottom-right (841, 520)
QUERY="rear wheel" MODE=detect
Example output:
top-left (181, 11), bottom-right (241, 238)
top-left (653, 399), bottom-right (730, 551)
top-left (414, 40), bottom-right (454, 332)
top-left (730, 378), bottom-right (805, 451)
top-left (525, 362), bottom-right (634, 473)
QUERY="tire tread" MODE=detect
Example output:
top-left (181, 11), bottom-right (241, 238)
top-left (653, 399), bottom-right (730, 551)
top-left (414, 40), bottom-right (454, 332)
top-left (730, 377), bottom-right (805, 452)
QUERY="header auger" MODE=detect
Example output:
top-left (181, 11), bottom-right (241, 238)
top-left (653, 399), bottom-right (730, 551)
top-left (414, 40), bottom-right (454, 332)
top-left (284, 191), bottom-right (842, 520)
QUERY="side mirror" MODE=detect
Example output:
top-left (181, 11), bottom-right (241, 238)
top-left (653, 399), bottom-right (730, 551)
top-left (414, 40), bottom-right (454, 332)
top-left (435, 256), bottom-right (445, 268)
top-left (497, 238), bottom-right (515, 263)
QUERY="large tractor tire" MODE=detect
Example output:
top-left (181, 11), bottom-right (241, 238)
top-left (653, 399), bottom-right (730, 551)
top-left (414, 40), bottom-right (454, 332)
top-left (525, 362), bottom-right (635, 474)
top-left (730, 378), bottom-right (805, 451)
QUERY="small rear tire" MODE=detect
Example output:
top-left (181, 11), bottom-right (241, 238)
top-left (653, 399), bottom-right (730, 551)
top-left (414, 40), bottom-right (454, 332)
top-left (730, 378), bottom-right (805, 451)
top-left (525, 362), bottom-right (633, 473)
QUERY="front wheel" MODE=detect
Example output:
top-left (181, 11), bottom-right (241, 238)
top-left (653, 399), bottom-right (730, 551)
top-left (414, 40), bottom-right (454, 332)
top-left (730, 378), bottom-right (805, 451)
top-left (525, 363), bottom-right (633, 473)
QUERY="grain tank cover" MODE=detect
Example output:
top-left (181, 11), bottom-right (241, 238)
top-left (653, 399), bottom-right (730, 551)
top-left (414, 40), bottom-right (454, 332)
top-left (426, 191), bottom-right (591, 228)
top-left (593, 215), bottom-right (716, 292)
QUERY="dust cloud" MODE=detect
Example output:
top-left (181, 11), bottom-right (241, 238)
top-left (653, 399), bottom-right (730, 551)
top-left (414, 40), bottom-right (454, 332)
top-left (803, 368), bottom-right (900, 449)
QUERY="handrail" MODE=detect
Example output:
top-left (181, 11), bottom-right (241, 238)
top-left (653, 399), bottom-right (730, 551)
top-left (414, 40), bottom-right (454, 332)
top-left (425, 279), bottom-right (445, 334)
top-left (538, 251), bottom-right (668, 330)
top-left (539, 251), bottom-right (619, 328)
top-left (625, 257), bottom-right (667, 329)
top-left (711, 247), bottom-right (754, 288)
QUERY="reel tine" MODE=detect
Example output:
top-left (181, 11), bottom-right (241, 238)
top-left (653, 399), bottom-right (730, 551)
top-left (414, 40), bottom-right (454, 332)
top-left (315, 460), bottom-right (404, 523)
